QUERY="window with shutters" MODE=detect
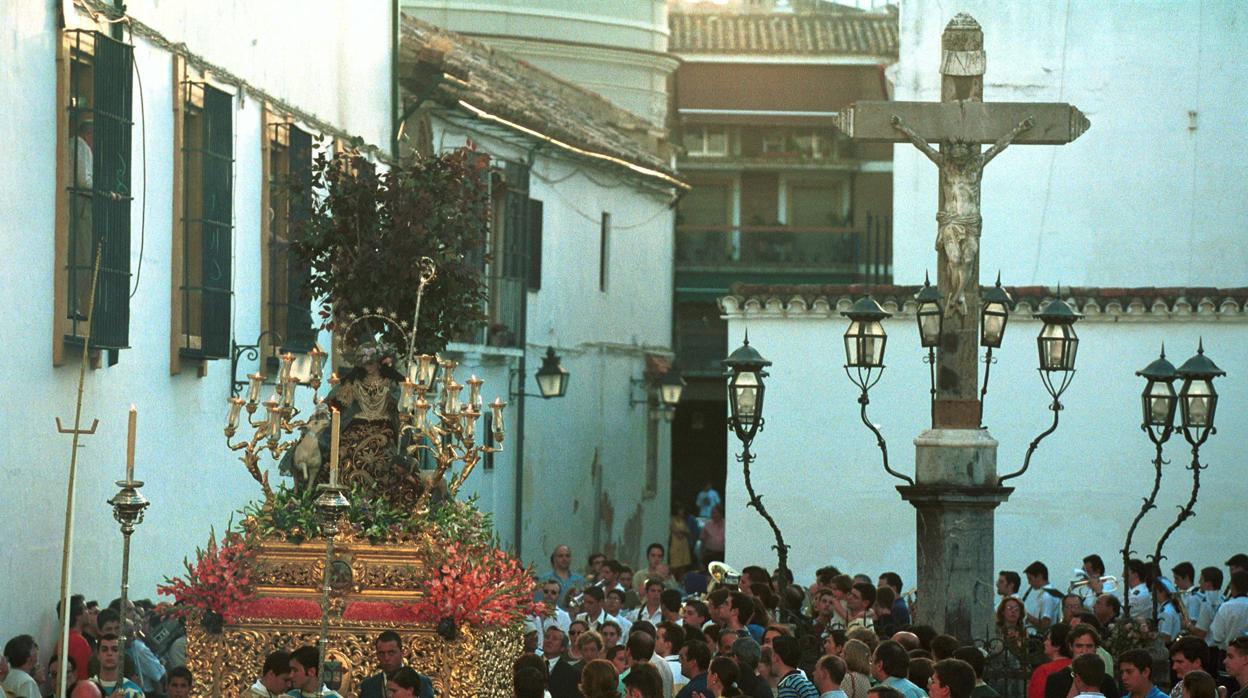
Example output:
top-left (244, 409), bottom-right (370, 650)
top-left (483, 161), bottom-right (529, 348)
top-left (172, 75), bottom-right (233, 365)
top-left (261, 115), bottom-right (317, 364)
top-left (53, 29), bottom-right (134, 365)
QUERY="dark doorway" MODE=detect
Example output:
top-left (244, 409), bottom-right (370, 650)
top-left (670, 389), bottom-right (728, 517)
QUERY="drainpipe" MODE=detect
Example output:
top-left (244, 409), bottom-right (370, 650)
top-left (391, 0), bottom-right (400, 160)
top-left (513, 298), bottom-right (527, 558)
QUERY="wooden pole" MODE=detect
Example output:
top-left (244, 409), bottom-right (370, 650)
top-left (56, 244), bottom-right (103, 698)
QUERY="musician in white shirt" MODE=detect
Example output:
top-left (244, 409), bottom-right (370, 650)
top-left (1022, 561), bottom-right (1062, 633)
top-left (1192, 566), bottom-right (1224, 642)
top-left (1123, 560), bottom-right (1153, 619)
top-left (1208, 570), bottom-right (1248, 650)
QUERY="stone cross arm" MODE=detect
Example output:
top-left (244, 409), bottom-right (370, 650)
top-left (835, 101), bottom-right (1090, 145)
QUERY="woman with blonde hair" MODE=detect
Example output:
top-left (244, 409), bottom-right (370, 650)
top-left (578, 659), bottom-right (620, 698)
top-left (841, 638), bottom-right (874, 698)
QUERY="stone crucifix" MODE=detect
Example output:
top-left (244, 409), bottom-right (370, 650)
top-left (835, 13), bottom-right (1089, 426)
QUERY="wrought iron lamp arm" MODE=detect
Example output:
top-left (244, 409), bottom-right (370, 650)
top-left (999, 396), bottom-right (1062, 484)
top-left (979, 347), bottom-right (997, 404)
top-left (1120, 429), bottom-right (1169, 620)
top-left (737, 439), bottom-right (790, 585)
top-left (856, 389), bottom-right (913, 486)
top-left (1150, 443), bottom-right (1205, 568)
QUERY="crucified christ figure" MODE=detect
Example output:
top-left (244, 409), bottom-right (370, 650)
top-left (891, 114), bottom-right (1034, 316)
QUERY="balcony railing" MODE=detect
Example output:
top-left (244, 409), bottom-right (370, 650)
top-left (676, 223), bottom-right (892, 275)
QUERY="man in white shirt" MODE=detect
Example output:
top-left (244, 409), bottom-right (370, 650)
top-left (655, 622), bottom-right (686, 693)
top-left (2, 636), bottom-right (41, 698)
top-left (1022, 562), bottom-right (1062, 634)
top-left (1208, 570), bottom-right (1248, 650)
top-left (604, 589), bottom-right (634, 640)
top-left (1192, 567), bottom-right (1224, 642)
top-left (996, 571), bottom-right (1021, 602)
top-left (632, 579), bottom-right (666, 625)
top-left (814, 654), bottom-right (850, 698)
top-left (534, 579), bottom-right (572, 634)
top-left (576, 587), bottom-right (612, 631)
top-left (1123, 560), bottom-right (1152, 619)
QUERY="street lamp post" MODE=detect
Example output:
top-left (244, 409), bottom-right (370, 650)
top-left (998, 294), bottom-right (1082, 484)
top-left (1150, 341), bottom-right (1224, 568)
top-left (842, 296), bottom-right (912, 486)
top-left (1121, 347), bottom-right (1177, 620)
top-left (723, 335), bottom-right (789, 584)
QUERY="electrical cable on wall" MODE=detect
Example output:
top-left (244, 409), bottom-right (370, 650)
top-left (128, 34), bottom-right (147, 299)
top-left (1030, 0), bottom-right (1072, 284)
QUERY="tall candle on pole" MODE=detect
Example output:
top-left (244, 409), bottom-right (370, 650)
top-left (109, 405), bottom-right (149, 657)
top-left (329, 408), bottom-right (340, 487)
top-left (126, 405), bottom-right (137, 482)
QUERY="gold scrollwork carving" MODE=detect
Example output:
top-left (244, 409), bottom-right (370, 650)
top-left (186, 613), bottom-right (520, 698)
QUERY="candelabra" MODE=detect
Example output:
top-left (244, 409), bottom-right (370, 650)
top-left (399, 354), bottom-right (507, 513)
top-left (222, 259), bottom-right (506, 505)
top-left (108, 477), bottom-right (149, 648)
top-left (314, 481), bottom-right (350, 688)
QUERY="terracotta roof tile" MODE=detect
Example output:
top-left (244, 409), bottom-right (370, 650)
top-left (398, 15), bottom-right (681, 184)
top-left (670, 10), bottom-right (898, 57)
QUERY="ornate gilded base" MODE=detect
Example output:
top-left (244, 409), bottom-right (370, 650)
top-left (186, 617), bottom-right (518, 698)
top-left (185, 538), bottom-right (520, 697)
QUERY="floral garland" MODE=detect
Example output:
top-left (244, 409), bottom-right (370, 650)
top-left (1102, 616), bottom-right (1160, 657)
top-left (157, 527), bottom-right (255, 625)
top-left (409, 544), bottom-right (543, 638)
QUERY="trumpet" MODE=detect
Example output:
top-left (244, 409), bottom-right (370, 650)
top-left (709, 561), bottom-right (741, 589)
top-left (1068, 571), bottom-right (1118, 594)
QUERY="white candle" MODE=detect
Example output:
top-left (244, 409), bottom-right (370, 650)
top-left (125, 405), bottom-right (137, 481)
top-left (329, 407), bottom-right (341, 487)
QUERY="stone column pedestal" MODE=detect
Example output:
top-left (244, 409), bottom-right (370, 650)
top-left (897, 428), bottom-right (1012, 642)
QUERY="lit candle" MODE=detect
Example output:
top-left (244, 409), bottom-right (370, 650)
top-left (281, 378), bottom-right (296, 409)
top-left (278, 352), bottom-right (294, 384)
top-left (125, 405), bottom-right (137, 482)
top-left (490, 397), bottom-right (506, 443)
top-left (413, 397), bottom-right (429, 432)
top-left (328, 371), bottom-right (340, 387)
top-left (247, 373), bottom-right (264, 404)
top-left (462, 407), bottom-right (479, 440)
top-left (399, 380), bottom-right (416, 413)
top-left (467, 375), bottom-right (483, 411)
top-left (308, 345), bottom-right (325, 382)
top-left (226, 396), bottom-right (244, 431)
top-left (329, 407), bottom-right (341, 487)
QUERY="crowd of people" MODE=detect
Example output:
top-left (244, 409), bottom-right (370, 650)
top-left (0, 597), bottom-right (433, 698)
top-left (517, 545), bottom-right (1248, 698)
top-left (5, 546), bottom-right (1246, 698)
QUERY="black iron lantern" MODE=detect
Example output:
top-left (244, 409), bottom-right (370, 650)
top-left (1176, 340), bottom-right (1225, 438)
top-left (1136, 346), bottom-right (1178, 430)
top-left (981, 273), bottom-right (1013, 349)
top-left (724, 336), bottom-right (772, 444)
top-left (534, 347), bottom-right (569, 399)
top-left (658, 368), bottom-right (686, 410)
top-left (1034, 294), bottom-right (1082, 372)
top-left (842, 296), bottom-right (892, 369)
top-left (914, 273), bottom-right (943, 349)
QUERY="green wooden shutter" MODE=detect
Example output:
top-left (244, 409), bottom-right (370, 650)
top-left (526, 199), bottom-right (542, 291)
top-left (89, 31), bottom-right (134, 349)
top-left (284, 127), bottom-right (317, 352)
top-left (199, 85), bottom-right (233, 358)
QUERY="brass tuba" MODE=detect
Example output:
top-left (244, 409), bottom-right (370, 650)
top-left (708, 561), bottom-right (741, 590)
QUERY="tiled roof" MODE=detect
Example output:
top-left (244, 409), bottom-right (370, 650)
top-left (398, 15), bottom-right (682, 185)
top-left (670, 9), bottom-right (899, 57)
top-left (720, 284), bottom-right (1248, 322)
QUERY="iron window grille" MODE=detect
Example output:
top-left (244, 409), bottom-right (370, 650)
top-left (179, 81), bottom-right (233, 359)
top-left (65, 29), bottom-right (133, 351)
top-left (266, 123), bottom-right (317, 355)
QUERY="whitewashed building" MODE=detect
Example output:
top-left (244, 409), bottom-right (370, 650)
top-left (0, 0), bottom-right (681, 645)
top-left (720, 0), bottom-right (1248, 608)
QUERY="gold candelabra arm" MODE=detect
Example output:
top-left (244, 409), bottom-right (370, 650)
top-left (234, 440), bottom-right (275, 500)
top-left (447, 448), bottom-right (481, 496)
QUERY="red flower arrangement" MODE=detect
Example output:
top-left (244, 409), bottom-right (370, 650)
top-left (233, 597), bottom-right (321, 620)
top-left (157, 528), bottom-right (256, 625)
top-left (410, 544), bottom-right (542, 632)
